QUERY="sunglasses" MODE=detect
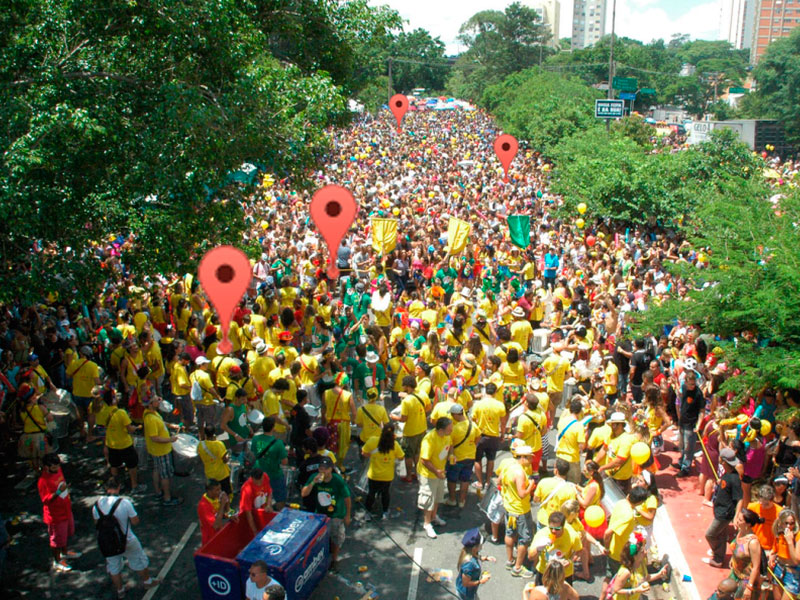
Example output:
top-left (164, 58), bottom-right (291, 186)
top-left (550, 526), bottom-right (563, 531)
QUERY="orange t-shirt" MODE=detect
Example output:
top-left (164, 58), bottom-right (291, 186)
top-left (748, 501), bottom-right (778, 550)
top-left (772, 529), bottom-right (800, 560)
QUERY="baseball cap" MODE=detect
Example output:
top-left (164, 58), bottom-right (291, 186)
top-left (28, 353), bottom-right (39, 362)
top-left (449, 404), bottom-right (464, 415)
top-left (318, 457), bottom-right (335, 470)
top-left (720, 447), bottom-right (740, 467)
top-left (195, 356), bottom-right (211, 366)
top-left (462, 528), bottom-right (484, 548)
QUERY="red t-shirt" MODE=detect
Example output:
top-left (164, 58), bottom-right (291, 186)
top-left (239, 476), bottom-right (272, 514)
top-left (38, 468), bottom-right (72, 524)
top-left (198, 495), bottom-right (221, 545)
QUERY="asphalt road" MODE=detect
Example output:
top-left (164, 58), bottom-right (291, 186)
top-left (0, 429), bottom-right (680, 600)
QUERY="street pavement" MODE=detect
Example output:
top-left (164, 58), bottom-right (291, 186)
top-left (0, 430), bottom-right (682, 600)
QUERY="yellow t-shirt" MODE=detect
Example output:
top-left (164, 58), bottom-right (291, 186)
top-left (67, 359), bottom-right (100, 398)
top-left (105, 408), bottom-right (133, 450)
top-left (510, 320), bottom-right (533, 350)
top-left (534, 477), bottom-right (578, 526)
top-left (250, 355), bottom-right (276, 390)
top-left (190, 370), bottom-right (217, 406)
top-left (91, 402), bottom-right (114, 427)
top-left (430, 400), bottom-right (455, 422)
top-left (517, 408), bottom-right (547, 452)
top-left (588, 424), bottom-right (612, 466)
top-left (607, 499), bottom-right (637, 561)
top-left (362, 437), bottom-right (404, 482)
top-left (143, 409), bottom-right (172, 457)
top-left (356, 403), bottom-right (389, 443)
top-left (324, 388), bottom-right (352, 422)
top-left (261, 391), bottom-right (286, 433)
top-left (532, 526), bottom-right (582, 577)
top-left (417, 430), bottom-right (452, 479)
top-left (388, 356), bottom-right (415, 392)
top-left (401, 393), bottom-right (428, 438)
top-left (22, 403), bottom-right (46, 433)
top-left (170, 361), bottom-right (191, 396)
top-left (431, 363), bottom-right (452, 391)
top-left (604, 361), bottom-right (619, 395)
top-left (555, 412), bottom-right (586, 463)
top-left (501, 460), bottom-right (531, 515)
top-left (542, 354), bottom-right (570, 392)
top-left (607, 432), bottom-right (636, 481)
top-left (451, 418), bottom-right (481, 461)
top-left (213, 356), bottom-right (237, 388)
top-left (635, 494), bottom-right (658, 527)
top-left (297, 354), bottom-right (319, 386)
top-left (198, 439), bottom-right (231, 481)
top-left (471, 398), bottom-right (506, 438)
top-left (501, 361), bottom-right (526, 386)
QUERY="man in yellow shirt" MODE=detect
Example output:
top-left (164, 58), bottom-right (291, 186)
top-left (391, 375), bottom-right (429, 483)
top-left (602, 486), bottom-right (650, 593)
top-left (510, 306), bottom-right (534, 352)
top-left (387, 342), bottom-right (415, 405)
top-left (198, 426), bottom-right (232, 494)
top-left (529, 510), bottom-right (583, 579)
top-left (170, 352), bottom-right (193, 428)
top-left (190, 356), bottom-right (222, 439)
top-left (297, 341), bottom-right (319, 399)
top-left (105, 396), bottom-right (145, 492)
top-left (66, 346), bottom-right (101, 441)
top-left (542, 352), bottom-right (570, 425)
top-left (555, 398), bottom-right (587, 483)
top-left (212, 349), bottom-right (238, 396)
top-left (249, 342), bottom-right (276, 395)
top-left (501, 445), bottom-right (537, 578)
top-left (533, 459), bottom-right (578, 527)
top-left (515, 392), bottom-right (547, 474)
top-left (445, 404), bottom-right (482, 508)
top-left (143, 397), bottom-right (181, 505)
top-left (602, 354), bottom-right (619, 403)
top-left (417, 417), bottom-right (453, 539)
top-left (598, 412), bottom-right (636, 494)
top-left (471, 391), bottom-right (507, 490)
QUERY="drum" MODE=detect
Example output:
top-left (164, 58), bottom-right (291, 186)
top-left (133, 435), bottom-right (149, 470)
top-left (44, 389), bottom-right (78, 421)
top-left (562, 377), bottom-right (578, 408)
top-left (532, 328), bottom-right (550, 353)
top-left (229, 459), bottom-right (244, 492)
top-left (172, 433), bottom-right (200, 476)
top-left (49, 408), bottom-right (72, 439)
top-left (158, 400), bottom-right (174, 415)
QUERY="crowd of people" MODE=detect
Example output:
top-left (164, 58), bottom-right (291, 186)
top-left (1, 104), bottom-right (799, 600)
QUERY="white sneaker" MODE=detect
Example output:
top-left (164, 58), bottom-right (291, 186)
top-left (53, 560), bottom-right (72, 573)
top-left (424, 523), bottom-right (438, 539)
top-left (433, 515), bottom-right (447, 526)
top-left (445, 498), bottom-right (458, 507)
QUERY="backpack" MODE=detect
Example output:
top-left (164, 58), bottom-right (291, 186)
top-left (95, 498), bottom-right (128, 557)
top-left (190, 378), bottom-right (204, 401)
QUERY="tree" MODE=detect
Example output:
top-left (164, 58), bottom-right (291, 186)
top-left (0, 0), bottom-right (375, 302)
top-left (482, 69), bottom-right (601, 156)
top-left (388, 29), bottom-right (449, 93)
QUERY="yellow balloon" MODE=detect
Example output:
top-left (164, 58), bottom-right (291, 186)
top-left (576, 218), bottom-right (585, 229)
top-left (429, 191), bottom-right (435, 198)
top-left (761, 421), bottom-right (772, 436)
top-left (584, 505), bottom-right (605, 528)
top-left (392, 208), bottom-right (400, 216)
top-left (577, 203), bottom-right (587, 215)
top-left (631, 442), bottom-right (651, 465)
top-left (261, 222), bottom-right (268, 230)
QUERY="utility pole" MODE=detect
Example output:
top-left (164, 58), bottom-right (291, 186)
top-left (387, 58), bottom-right (393, 104)
top-left (607, 0), bottom-right (617, 130)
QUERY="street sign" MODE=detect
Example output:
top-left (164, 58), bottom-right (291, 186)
top-left (729, 87), bottom-right (748, 94)
top-left (640, 88), bottom-right (656, 95)
top-left (595, 99), bottom-right (625, 119)
top-left (619, 92), bottom-right (637, 100)
top-left (613, 76), bottom-right (638, 92)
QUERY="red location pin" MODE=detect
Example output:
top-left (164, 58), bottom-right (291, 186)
top-left (197, 246), bottom-right (251, 355)
top-left (309, 185), bottom-right (358, 280)
top-left (389, 94), bottom-right (409, 133)
top-left (494, 134), bottom-right (519, 183)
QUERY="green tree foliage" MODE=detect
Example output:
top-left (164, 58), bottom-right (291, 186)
top-left (388, 29), bottom-right (449, 93)
top-left (482, 69), bottom-right (601, 156)
top-left (739, 28), bottom-right (800, 147)
top-left (447, 2), bottom-right (552, 101)
top-left (0, 0), bottom-right (396, 302)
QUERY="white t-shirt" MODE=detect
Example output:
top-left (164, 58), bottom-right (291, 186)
top-left (92, 495), bottom-right (138, 542)
top-left (245, 577), bottom-right (281, 600)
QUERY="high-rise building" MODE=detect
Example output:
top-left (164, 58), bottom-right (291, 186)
top-left (719, 0), bottom-right (754, 49)
top-left (572, 0), bottom-right (607, 50)
top-left (525, 0), bottom-right (561, 48)
top-left (750, 0), bottom-right (800, 64)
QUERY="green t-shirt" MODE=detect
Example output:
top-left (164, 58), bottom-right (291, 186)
top-left (344, 358), bottom-right (386, 393)
top-left (249, 433), bottom-right (288, 479)
top-left (436, 267), bottom-right (458, 294)
top-left (353, 293), bottom-right (371, 319)
top-left (311, 472), bottom-right (351, 519)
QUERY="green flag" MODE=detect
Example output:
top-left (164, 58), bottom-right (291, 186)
top-left (507, 215), bottom-right (531, 249)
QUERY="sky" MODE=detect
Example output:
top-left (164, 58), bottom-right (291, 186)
top-left (370, 0), bottom-right (721, 55)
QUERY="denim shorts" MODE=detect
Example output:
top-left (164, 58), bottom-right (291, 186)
top-left (446, 459), bottom-right (474, 483)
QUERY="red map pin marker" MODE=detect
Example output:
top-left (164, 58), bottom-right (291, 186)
top-left (389, 94), bottom-right (409, 133)
top-left (494, 134), bottom-right (519, 183)
top-left (309, 185), bottom-right (358, 279)
top-left (197, 246), bottom-right (251, 355)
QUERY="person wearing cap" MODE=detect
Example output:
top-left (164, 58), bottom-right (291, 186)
top-left (29, 352), bottom-right (56, 395)
top-left (170, 352), bottom-right (194, 429)
top-left (705, 447), bottom-right (743, 567)
top-left (530, 510), bottom-right (583, 582)
top-left (388, 341), bottom-right (416, 405)
top-left (353, 347), bottom-right (387, 401)
top-left (392, 374), bottom-right (429, 482)
top-left (143, 396), bottom-right (181, 506)
top-left (516, 392), bottom-right (548, 474)
top-left (458, 352), bottom-right (483, 394)
top-left (211, 349), bottom-right (238, 397)
top-left (555, 398), bottom-right (587, 484)
top-left (66, 345), bottom-right (102, 441)
top-left (417, 416), bottom-right (454, 539)
top-left (249, 340), bottom-right (276, 392)
top-left (455, 527), bottom-right (492, 599)
top-left (501, 444), bottom-right (537, 578)
top-left (598, 412), bottom-right (637, 494)
top-left (224, 364), bottom-right (256, 404)
top-left (301, 456), bottom-right (351, 572)
top-left (190, 356), bottom-right (222, 439)
top-left (356, 386), bottom-right (389, 448)
top-left (471, 384), bottom-right (507, 491)
top-left (322, 373), bottom-right (356, 464)
top-left (601, 486), bottom-right (651, 593)
top-left (446, 403), bottom-right (482, 508)
top-left (510, 305), bottom-right (534, 352)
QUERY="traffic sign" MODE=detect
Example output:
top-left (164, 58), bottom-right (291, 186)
top-left (595, 99), bottom-right (625, 119)
top-left (640, 88), bottom-right (656, 95)
top-left (619, 92), bottom-right (637, 100)
top-left (613, 76), bottom-right (638, 92)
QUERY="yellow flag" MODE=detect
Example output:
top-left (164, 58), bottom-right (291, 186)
top-left (447, 217), bottom-right (471, 254)
top-left (371, 218), bottom-right (398, 255)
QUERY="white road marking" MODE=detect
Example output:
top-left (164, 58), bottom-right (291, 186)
top-left (142, 521), bottom-right (198, 600)
top-left (407, 546), bottom-right (423, 600)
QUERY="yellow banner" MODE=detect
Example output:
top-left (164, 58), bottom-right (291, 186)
top-left (371, 218), bottom-right (398, 255)
top-left (447, 217), bottom-right (471, 254)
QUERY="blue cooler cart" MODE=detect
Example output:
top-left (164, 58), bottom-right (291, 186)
top-left (237, 508), bottom-right (330, 600)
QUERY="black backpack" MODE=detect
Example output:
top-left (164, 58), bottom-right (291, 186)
top-left (95, 498), bottom-right (128, 557)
